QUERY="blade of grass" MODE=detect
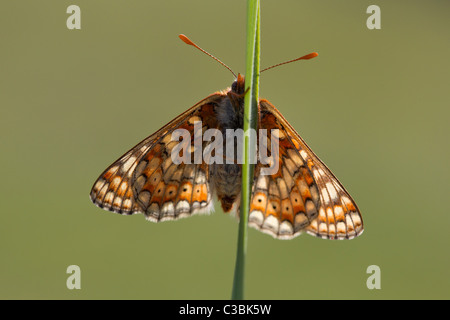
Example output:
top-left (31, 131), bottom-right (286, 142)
top-left (231, 0), bottom-right (260, 300)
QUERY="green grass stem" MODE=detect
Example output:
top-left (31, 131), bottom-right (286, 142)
top-left (231, 0), bottom-right (260, 300)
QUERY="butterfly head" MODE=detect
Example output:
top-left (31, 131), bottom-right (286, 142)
top-left (231, 74), bottom-right (245, 95)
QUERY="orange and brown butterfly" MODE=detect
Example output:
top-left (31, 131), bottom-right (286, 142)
top-left (90, 34), bottom-right (363, 240)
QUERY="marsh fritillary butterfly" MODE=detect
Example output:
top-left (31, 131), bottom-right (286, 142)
top-left (90, 35), bottom-right (363, 240)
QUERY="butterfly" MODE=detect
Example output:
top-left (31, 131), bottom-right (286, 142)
top-left (90, 35), bottom-right (363, 240)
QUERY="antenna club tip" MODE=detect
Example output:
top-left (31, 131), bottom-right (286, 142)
top-left (303, 52), bottom-right (319, 60)
top-left (178, 34), bottom-right (194, 46)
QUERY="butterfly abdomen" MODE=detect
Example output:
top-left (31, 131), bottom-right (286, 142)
top-left (212, 162), bottom-right (241, 213)
top-left (210, 91), bottom-right (246, 214)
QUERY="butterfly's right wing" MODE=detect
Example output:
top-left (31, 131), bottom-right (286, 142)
top-left (248, 99), bottom-right (363, 240)
top-left (90, 92), bottom-right (226, 221)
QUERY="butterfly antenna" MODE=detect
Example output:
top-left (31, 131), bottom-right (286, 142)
top-left (260, 52), bottom-right (319, 73)
top-left (179, 34), bottom-right (237, 78)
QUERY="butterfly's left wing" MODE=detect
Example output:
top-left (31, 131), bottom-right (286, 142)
top-left (248, 99), bottom-right (363, 240)
top-left (90, 92), bottom-right (226, 221)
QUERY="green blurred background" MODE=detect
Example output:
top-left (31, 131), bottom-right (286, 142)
top-left (1, 0), bottom-right (449, 299)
